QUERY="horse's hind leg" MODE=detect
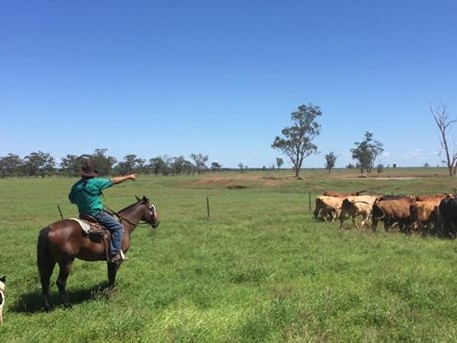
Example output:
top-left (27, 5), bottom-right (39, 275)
top-left (39, 259), bottom-right (56, 311)
top-left (56, 259), bottom-right (74, 308)
top-left (38, 261), bottom-right (55, 311)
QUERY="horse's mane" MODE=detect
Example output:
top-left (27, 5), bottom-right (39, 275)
top-left (118, 196), bottom-right (149, 213)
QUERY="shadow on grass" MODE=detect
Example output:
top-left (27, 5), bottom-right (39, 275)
top-left (10, 281), bottom-right (113, 314)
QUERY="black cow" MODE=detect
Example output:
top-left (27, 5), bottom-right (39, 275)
top-left (437, 196), bottom-right (457, 238)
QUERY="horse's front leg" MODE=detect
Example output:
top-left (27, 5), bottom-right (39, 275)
top-left (56, 259), bottom-right (74, 308)
top-left (107, 261), bottom-right (121, 288)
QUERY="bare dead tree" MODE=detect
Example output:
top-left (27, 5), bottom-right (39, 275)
top-left (432, 104), bottom-right (457, 176)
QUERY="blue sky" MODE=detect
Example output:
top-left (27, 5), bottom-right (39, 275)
top-left (1, 1), bottom-right (456, 169)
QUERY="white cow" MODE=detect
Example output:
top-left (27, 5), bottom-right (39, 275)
top-left (314, 195), bottom-right (344, 222)
top-left (339, 195), bottom-right (377, 229)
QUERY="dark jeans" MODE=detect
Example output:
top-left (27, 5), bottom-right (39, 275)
top-left (94, 210), bottom-right (123, 256)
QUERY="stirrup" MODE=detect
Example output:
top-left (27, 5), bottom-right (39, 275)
top-left (109, 250), bottom-right (127, 263)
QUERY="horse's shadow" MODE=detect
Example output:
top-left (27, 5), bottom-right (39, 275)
top-left (11, 281), bottom-right (113, 313)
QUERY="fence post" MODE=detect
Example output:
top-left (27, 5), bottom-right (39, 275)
top-left (308, 193), bottom-right (312, 212)
top-left (207, 196), bottom-right (210, 219)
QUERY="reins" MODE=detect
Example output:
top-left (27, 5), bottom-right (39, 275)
top-left (103, 204), bottom-right (154, 228)
top-left (103, 206), bottom-right (138, 227)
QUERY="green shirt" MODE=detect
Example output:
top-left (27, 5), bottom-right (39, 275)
top-left (68, 177), bottom-right (113, 215)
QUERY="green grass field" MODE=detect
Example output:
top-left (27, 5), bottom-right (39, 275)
top-left (1, 168), bottom-right (457, 342)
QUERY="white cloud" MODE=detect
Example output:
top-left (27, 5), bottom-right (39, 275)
top-left (408, 149), bottom-right (422, 157)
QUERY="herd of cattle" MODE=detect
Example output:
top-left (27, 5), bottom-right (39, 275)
top-left (314, 191), bottom-right (457, 236)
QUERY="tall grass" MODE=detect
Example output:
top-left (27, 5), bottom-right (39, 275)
top-left (1, 169), bottom-right (457, 342)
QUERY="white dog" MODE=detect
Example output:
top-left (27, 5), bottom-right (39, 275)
top-left (0, 276), bottom-right (5, 325)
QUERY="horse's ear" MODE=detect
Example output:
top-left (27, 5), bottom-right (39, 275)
top-left (143, 195), bottom-right (149, 203)
top-left (135, 195), bottom-right (141, 202)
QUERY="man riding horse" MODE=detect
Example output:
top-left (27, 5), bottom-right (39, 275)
top-left (38, 159), bottom-right (159, 310)
top-left (68, 160), bottom-right (137, 263)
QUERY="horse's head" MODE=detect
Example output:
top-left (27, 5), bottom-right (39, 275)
top-left (147, 203), bottom-right (160, 228)
top-left (137, 195), bottom-right (160, 228)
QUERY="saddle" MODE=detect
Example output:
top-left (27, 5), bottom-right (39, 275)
top-left (74, 214), bottom-right (109, 243)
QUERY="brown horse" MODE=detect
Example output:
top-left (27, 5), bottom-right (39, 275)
top-left (37, 195), bottom-right (160, 311)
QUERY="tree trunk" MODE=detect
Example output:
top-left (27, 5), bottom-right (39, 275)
top-left (294, 166), bottom-right (300, 177)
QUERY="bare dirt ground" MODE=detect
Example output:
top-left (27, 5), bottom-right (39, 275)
top-left (189, 173), bottom-right (284, 188)
top-left (187, 167), bottom-right (448, 188)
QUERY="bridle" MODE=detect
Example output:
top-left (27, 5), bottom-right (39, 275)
top-left (144, 204), bottom-right (159, 227)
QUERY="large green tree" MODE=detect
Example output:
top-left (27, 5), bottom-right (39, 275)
top-left (190, 153), bottom-right (209, 174)
top-left (351, 131), bottom-right (384, 174)
top-left (60, 154), bottom-right (83, 177)
top-left (170, 156), bottom-right (194, 175)
top-left (211, 161), bottom-right (222, 172)
top-left (272, 103), bottom-right (321, 177)
top-left (24, 151), bottom-right (55, 177)
top-left (0, 153), bottom-right (23, 177)
top-left (115, 154), bottom-right (146, 175)
top-left (91, 148), bottom-right (117, 176)
top-left (60, 151), bottom-right (116, 177)
top-left (148, 156), bottom-right (169, 176)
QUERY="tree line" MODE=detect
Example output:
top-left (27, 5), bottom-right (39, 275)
top-left (3, 103), bottom-right (450, 178)
top-left (0, 149), bottom-right (221, 178)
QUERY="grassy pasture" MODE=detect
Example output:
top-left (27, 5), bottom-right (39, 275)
top-left (1, 168), bottom-right (457, 342)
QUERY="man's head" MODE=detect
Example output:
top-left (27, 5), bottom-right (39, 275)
top-left (81, 160), bottom-right (98, 178)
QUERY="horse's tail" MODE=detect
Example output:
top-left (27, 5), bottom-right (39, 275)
top-left (37, 227), bottom-right (49, 263)
top-left (37, 227), bottom-right (55, 289)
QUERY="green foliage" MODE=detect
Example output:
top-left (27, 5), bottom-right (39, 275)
top-left (324, 152), bottom-right (337, 174)
top-left (1, 170), bottom-right (457, 342)
top-left (351, 131), bottom-right (384, 174)
top-left (272, 104), bottom-right (322, 177)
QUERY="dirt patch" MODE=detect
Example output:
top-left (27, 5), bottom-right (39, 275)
top-left (190, 174), bottom-right (284, 188)
top-left (341, 176), bottom-right (418, 180)
top-left (227, 185), bottom-right (248, 190)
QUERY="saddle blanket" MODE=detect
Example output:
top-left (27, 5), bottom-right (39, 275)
top-left (69, 218), bottom-right (92, 234)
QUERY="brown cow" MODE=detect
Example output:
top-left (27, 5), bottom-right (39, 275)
top-left (371, 195), bottom-right (416, 232)
top-left (339, 195), bottom-right (377, 229)
top-left (411, 194), bottom-right (445, 235)
top-left (314, 195), bottom-right (344, 222)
